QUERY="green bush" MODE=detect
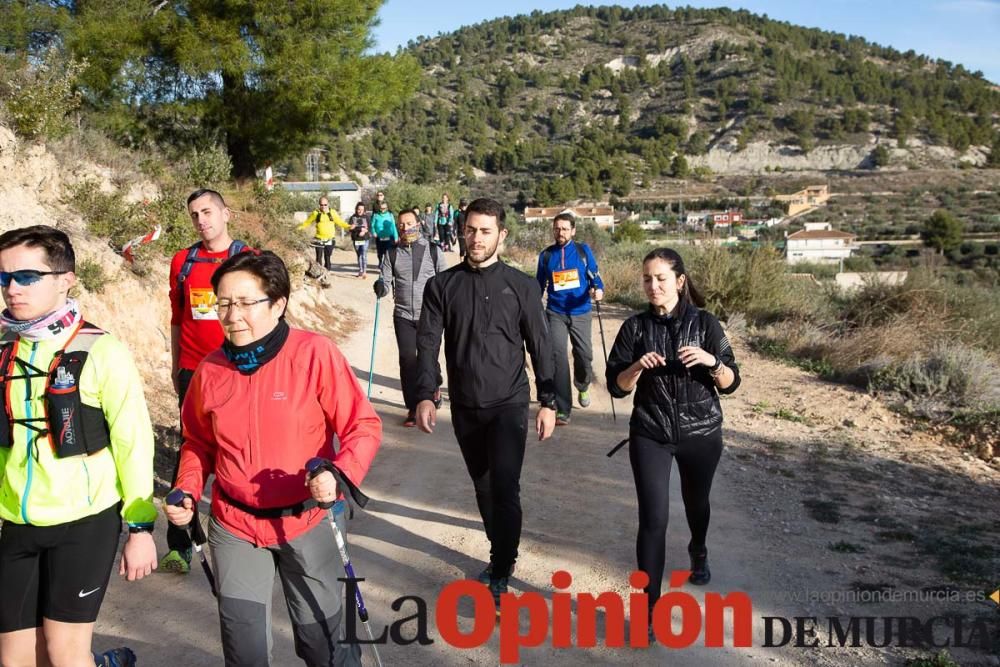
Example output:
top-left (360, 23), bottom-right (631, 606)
top-left (184, 146), bottom-right (233, 188)
top-left (75, 258), bottom-right (108, 294)
top-left (69, 180), bottom-right (147, 249)
top-left (1, 51), bottom-right (86, 141)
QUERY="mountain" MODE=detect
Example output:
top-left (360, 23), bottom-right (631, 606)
top-left (328, 5), bottom-right (1000, 203)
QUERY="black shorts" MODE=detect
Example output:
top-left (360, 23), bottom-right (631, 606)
top-left (0, 502), bottom-right (121, 632)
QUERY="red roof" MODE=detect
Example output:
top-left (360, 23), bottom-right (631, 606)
top-left (787, 229), bottom-right (856, 240)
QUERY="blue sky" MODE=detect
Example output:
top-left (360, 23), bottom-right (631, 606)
top-left (372, 0), bottom-right (1000, 84)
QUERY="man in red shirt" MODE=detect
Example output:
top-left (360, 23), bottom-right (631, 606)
top-left (162, 188), bottom-right (249, 573)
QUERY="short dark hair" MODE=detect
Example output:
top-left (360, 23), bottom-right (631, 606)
top-left (211, 250), bottom-right (290, 317)
top-left (464, 198), bottom-right (507, 231)
top-left (186, 188), bottom-right (227, 208)
top-left (355, 202), bottom-right (365, 212)
top-left (398, 209), bottom-right (418, 224)
top-left (0, 225), bottom-right (75, 272)
top-left (642, 247), bottom-right (706, 308)
top-left (553, 212), bottom-right (576, 228)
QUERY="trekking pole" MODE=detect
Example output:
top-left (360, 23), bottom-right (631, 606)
top-left (606, 437), bottom-right (629, 458)
top-left (305, 458), bottom-right (383, 667)
top-left (594, 299), bottom-right (617, 422)
top-left (166, 489), bottom-right (217, 597)
top-left (367, 294), bottom-right (381, 399)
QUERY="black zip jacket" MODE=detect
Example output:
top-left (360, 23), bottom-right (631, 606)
top-left (416, 260), bottom-right (556, 409)
top-left (605, 302), bottom-right (741, 443)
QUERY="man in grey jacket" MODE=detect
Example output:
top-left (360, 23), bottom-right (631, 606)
top-left (374, 209), bottom-right (448, 425)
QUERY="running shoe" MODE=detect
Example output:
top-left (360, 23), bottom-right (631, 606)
top-left (688, 547), bottom-right (711, 585)
top-left (578, 390), bottom-right (591, 408)
top-left (94, 647), bottom-right (136, 667)
top-left (158, 548), bottom-right (191, 575)
top-left (476, 562), bottom-right (515, 585)
top-left (489, 576), bottom-right (509, 613)
top-left (403, 412), bottom-right (417, 428)
top-left (556, 413), bottom-right (570, 426)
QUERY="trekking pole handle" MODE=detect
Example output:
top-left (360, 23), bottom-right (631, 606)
top-left (165, 488), bottom-right (198, 531)
top-left (305, 457), bottom-right (337, 510)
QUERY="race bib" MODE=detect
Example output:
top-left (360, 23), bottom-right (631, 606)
top-left (189, 287), bottom-right (218, 320)
top-left (354, 240), bottom-right (367, 247)
top-left (552, 268), bottom-right (581, 291)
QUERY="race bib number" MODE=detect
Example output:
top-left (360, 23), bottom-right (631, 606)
top-left (189, 287), bottom-right (218, 320)
top-left (552, 268), bottom-right (581, 291)
top-left (354, 240), bottom-right (367, 247)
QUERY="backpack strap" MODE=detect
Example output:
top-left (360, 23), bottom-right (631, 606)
top-left (228, 240), bottom-right (247, 257)
top-left (176, 243), bottom-right (203, 287)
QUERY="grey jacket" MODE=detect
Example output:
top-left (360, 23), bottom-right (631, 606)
top-left (378, 238), bottom-right (447, 321)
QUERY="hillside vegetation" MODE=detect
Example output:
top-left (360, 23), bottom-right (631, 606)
top-left (329, 5), bottom-right (1000, 202)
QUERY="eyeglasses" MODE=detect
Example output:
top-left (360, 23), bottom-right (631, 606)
top-left (0, 270), bottom-right (68, 287)
top-left (319, 203), bottom-right (329, 207)
top-left (214, 297), bottom-right (272, 315)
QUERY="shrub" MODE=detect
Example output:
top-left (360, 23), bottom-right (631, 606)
top-left (75, 258), bottom-right (108, 294)
top-left (184, 146), bottom-right (232, 188)
top-left (1, 51), bottom-right (86, 141)
top-left (69, 180), bottom-right (147, 249)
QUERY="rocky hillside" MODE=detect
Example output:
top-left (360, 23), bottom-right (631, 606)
top-left (0, 128), bottom-right (354, 481)
top-left (328, 5), bottom-right (999, 201)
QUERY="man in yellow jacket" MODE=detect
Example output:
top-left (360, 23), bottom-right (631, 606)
top-left (298, 196), bottom-right (349, 270)
top-left (0, 225), bottom-right (157, 667)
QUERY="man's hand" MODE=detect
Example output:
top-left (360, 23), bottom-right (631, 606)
top-left (373, 279), bottom-right (388, 299)
top-left (120, 532), bottom-right (157, 581)
top-left (164, 495), bottom-right (194, 527)
top-left (415, 399), bottom-right (436, 434)
top-left (592, 288), bottom-right (604, 302)
top-left (306, 469), bottom-right (338, 505)
top-left (536, 407), bottom-right (556, 441)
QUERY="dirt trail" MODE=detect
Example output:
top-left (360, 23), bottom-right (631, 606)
top-left (100, 246), bottom-right (999, 666)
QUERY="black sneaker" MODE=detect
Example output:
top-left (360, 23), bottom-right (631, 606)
top-left (476, 562), bottom-right (515, 584)
top-left (688, 547), bottom-right (711, 585)
top-left (489, 576), bottom-right (509, 612)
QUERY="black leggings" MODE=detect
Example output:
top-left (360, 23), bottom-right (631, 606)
top-left (629, 431), bottom-right (723, 602)
top-left (314, 241), bottom-right (333, 268)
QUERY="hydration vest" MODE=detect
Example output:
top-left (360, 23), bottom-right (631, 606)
top-left (0, 322), bottom-right (112, 458)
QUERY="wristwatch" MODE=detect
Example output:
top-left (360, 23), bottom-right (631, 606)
top-left (709, 358), bottom-right (724, 375)
top-left (128, 524), bottom-right (154, 534)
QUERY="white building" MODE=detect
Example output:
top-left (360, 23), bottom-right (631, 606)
top-left (785, 222), bottom-right (856, 265)
top-left (524, 205), bottom-right (615, 228)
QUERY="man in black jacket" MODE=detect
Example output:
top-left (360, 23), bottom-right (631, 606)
top-left (415, 197), bottom-right (556, 606)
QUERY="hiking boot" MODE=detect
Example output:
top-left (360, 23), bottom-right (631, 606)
top-left (403, 412), bottom-right (417, 428)
top-left (578, 390), bottom-right (591, 408)
top-left (556, 412), bottom-right (570, 426)
top-left (159, 548), bottom-right (191, 575)
top-left (432, 388), bottom-right (443, 409)
top-left (94, 647), bottom-right (136, 667)
top-left (688, 547), bottom-right (711, 586)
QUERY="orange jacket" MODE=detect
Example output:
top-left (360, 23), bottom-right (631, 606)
top-left (176, 328), bottom-right (381, 546)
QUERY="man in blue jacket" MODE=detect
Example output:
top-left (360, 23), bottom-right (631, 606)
top-left (535, 212), bottom-right (604, 425)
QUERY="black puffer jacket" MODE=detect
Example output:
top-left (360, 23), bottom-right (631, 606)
top-left (605, 302), bottom-right (740, 443)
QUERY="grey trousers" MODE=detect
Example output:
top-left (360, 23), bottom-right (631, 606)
top-left (546, 310), bottom-right (594, 416)
top-left (208, 506), bottom-right (362, 667)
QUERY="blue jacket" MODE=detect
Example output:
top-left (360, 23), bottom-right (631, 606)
top-left (535, 242), bottom-right (604, 316)
top-left (371, 212), bottom-right (398, 241)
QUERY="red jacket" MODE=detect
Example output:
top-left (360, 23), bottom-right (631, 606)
top-left (176, 328), bottom-right (382, 546)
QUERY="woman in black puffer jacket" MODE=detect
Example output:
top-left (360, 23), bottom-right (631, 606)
top-left (606, 248), bottom-right (741, 605)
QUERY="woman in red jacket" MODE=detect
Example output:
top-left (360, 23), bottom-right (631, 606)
top-left (165, 251), bottom-right (381, 667)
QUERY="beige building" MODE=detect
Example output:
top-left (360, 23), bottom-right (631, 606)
top-left (776, 184), bottom-right (831, 216)
top-left (786, 222), bottom-right (856, 265)
top-left (524, 205), bottom-right (615, 227)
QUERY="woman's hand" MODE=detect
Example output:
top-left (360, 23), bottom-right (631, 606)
top-left (164, 496), bottom-right (194, 526)
top-left (678, 345), bottom-right (716, 369)
top-left (633, 351), bottom-right (668, 371)
top-left (307, 470), bottom-right (338, 505)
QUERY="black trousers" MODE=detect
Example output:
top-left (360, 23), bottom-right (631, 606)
top-left (393, 316), bottom-right (419, 411)
top-left (167, 368), bottom-right (196, 553)
top-left (452, 403), bottom-right (529, 577)
top-left (313, 240), bottom-right (334, 268)
top-left (629, 430), bottom-right (723, 603)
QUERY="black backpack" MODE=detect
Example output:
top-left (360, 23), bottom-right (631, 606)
top-left (541, 241), bottom-right (595, 284)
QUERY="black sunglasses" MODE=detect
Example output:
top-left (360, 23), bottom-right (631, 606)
top-left (0, 270), bottom-right (68, 287)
